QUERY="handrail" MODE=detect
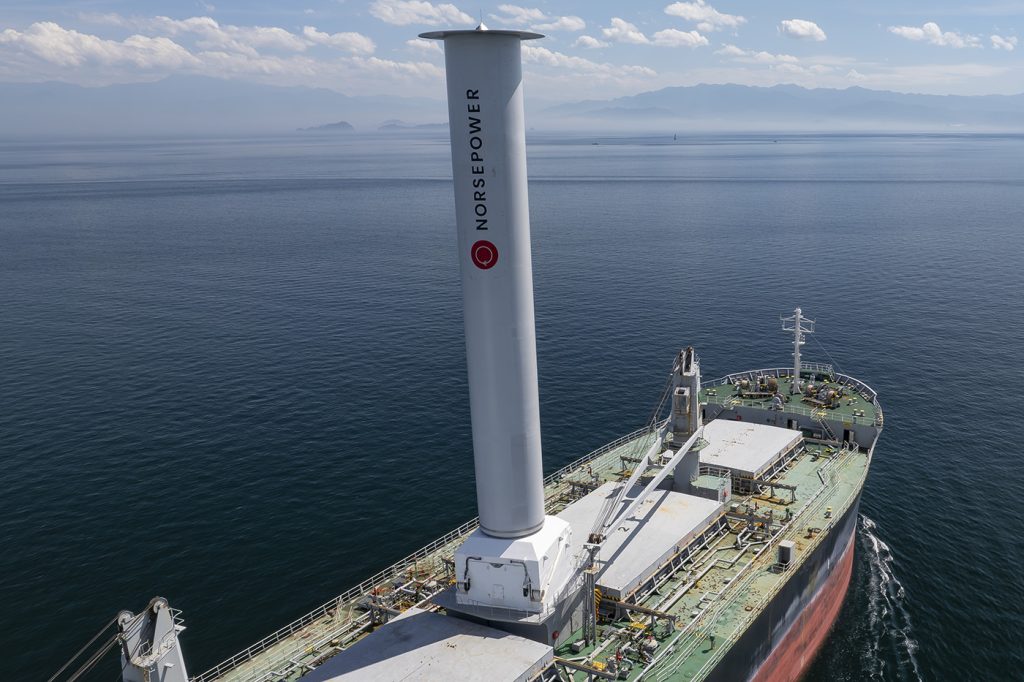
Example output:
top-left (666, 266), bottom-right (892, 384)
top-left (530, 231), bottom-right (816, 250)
top-left (193, 423), bottom-right (658, 682)
top-left (700, 364), bottom-right (833, 389)
top-left (701, 365), bottom-right (879, 406)
top-left (191, 520), bottom-right (478, 681)
top-left (690, 447), bottom-right (867, 679)
top-left (543, 422), bottom-right (663, 486)
top-left (704, 393), bottom-right (879, 426)
top-left (195, 395), bottom-right (871, 682)
top-left (700, 365), bottom-right (883, 428)
top-left (649, 445), bottom-right (863, 681)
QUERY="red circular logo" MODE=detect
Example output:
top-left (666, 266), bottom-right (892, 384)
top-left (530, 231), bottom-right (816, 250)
top-left (470, 240), bottom-right (498, 269)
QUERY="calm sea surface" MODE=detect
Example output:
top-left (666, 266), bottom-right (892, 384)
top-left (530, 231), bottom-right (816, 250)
top-left (1, 132), bottom-right (1022, 681)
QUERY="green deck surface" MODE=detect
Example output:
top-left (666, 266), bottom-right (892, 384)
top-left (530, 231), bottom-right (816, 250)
top-left (557, 442), bottom-right (869, 680)
top-left (702, 372), bottom-right (879, 427)
top-left (197, 367), bottom-right (880, 682)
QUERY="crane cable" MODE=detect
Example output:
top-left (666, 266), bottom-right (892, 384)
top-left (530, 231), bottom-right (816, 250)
top-left (589, 364), bottom-right (676, 539)
top-left (47, 616), bottom-right (121, 682)
top-left (64, 632), bottom-right (122, 682)
top-left (810, 334), bottom-right (844, 377)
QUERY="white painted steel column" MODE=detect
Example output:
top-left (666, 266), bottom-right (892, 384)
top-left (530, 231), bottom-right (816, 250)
top-left (422, 26), bottom-right (545, 539)
top-left (782, 307), bottom-right (814, 393)
top-left (793, 307), bottom-right (803, 389)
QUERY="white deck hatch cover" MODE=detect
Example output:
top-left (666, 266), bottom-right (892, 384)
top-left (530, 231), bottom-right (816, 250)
top-left (557, 483), bottom-right (722, 600)
top-left (699, 419), bottom-right (801, 478)
top-left (299, 608), bottom-right (553, 682)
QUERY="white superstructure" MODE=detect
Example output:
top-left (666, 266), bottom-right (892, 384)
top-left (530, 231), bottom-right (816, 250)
top-left (700, 420), bottom-right (802, 478)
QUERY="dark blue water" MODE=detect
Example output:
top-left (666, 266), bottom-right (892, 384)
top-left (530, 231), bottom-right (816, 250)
top-left (2, 132), bottom-right (1022, 681)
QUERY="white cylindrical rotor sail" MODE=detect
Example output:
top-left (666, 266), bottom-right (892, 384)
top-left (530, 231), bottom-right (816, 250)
top-left (421, 27), bottom-right (545, 539)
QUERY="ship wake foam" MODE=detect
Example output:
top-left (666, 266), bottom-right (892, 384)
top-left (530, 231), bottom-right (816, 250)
top-left (859, 514), bottom-right (922, 681)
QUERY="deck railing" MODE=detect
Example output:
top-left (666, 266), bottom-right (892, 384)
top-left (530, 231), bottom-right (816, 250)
top-left (544, 422), bottom-right (662, 486)
top-left (193, 423), bottom-right (657, 682)
top-left (647, 444), bottom-right (863, 681)
top-left (690, 445), bottom-right (867, 680)
top-left (701, 365), bottom-right (884, 427)
top-left (705, 394), bottom-right (879, 427)
top-left (190, 517), bottom-right (479, 682)
top-left (194, 371), bottom-right (876, 682)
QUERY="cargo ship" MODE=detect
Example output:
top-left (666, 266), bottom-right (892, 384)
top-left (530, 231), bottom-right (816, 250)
top-left (56, 26), bottom-right (882, 682)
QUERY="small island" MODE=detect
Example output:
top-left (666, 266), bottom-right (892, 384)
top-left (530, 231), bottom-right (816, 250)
top-left (297, 121), bottom-right (354, 132)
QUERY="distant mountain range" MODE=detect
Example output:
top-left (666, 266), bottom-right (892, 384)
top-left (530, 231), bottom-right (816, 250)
top-left (0, 76), bottom-right (1021, 137)
top-left (0, 76), bottom-right (444, 137)
top-left (543, 84), bottom-right (1024, 131)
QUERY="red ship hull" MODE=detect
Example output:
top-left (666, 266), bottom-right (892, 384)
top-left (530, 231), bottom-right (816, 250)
top-left (705, 494), bottom-right (861, 682)
top-left (750, 531), bottom-right (856, 682)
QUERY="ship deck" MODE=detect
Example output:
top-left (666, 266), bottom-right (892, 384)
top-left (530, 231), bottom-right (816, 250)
top-left (701, 364), bottom-right (880, 428)
top-left (551, 437), bottom-right (868, 680)
top-left (192, 364), bottom-right (880, 682)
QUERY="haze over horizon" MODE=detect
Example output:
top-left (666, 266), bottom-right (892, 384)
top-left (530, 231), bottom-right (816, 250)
top-left (0, 1), bottom-right (1021, 135)
top-left (1, 2), bottom-right (1022, 97)
top-left (5, 77), bottom-right (1024, 136)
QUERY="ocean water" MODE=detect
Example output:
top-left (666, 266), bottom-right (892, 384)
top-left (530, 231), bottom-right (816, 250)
top-left (1, 132), bottom-right (1022, 681)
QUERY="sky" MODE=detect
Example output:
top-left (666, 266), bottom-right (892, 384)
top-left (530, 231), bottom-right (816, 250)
top-left (0, 1), bottom-right (1021, 102)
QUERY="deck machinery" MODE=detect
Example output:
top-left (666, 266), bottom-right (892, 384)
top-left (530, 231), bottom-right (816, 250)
top-left (80, 25), bottom-right (883, 682)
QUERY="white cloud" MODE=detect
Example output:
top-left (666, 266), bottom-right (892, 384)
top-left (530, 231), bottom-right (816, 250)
top-left (0, 19), bottom-right (445, 95)
top-left (715, 43), bottom-right (798, 64)
top-left (368, 0), bottom-right (473, 27)
top-left (652, 29), bottom-right (708, 48)
top-left (85, 15), bottom-right (310, 56)
top-left (779, 19), bottom-right (826, 42)
top-left (602, 18), bottom-right (709, 48)
top-left (0, 21), bottom-right (198, 68)
top-left (664, 1), bottom-right (745, 33)
top-left (196, 50), bottom-right (316, 77)
top-left (82, 13), bottom-right (375, 56)
top-left (196, 23), bottom-right (308, 52)
top-left (706, 45), bottom-right (828, 80)
top-left (491, 5), bottom-right (585, 32)
top-left (888, 22), bottom-right (981, 48)
top-left (352, 55), bottom-right (443, 80)
top-left (714, 44), bottom-right (745, 58)
top-left (844, 62), bottom-right (1010, 92)
top-left (534, 16), bottom-right (586, 32)
top-left (602, 18), bottom-right (649, 44)
top-left (573, 35), bottom-right (608, 49)
top-left (522, 44), bottom-right (655, 77)
top-left (77, 12), bottom-right (130, 26)
top-left (406, 37), bottom-right (442, 53)
top-left (991, 34), bottom-right (1017, 51)
top-left (302, 27), bottom-right (375, 54)
top-left (491, 4), bottom-right (546, 25)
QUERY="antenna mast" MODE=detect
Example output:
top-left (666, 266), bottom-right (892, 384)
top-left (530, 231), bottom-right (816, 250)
top-left (781, 307), bottom-right (814, 393)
